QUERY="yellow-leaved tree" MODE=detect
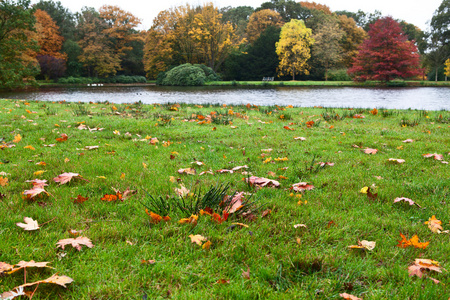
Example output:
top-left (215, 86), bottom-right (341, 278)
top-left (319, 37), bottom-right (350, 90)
top-left (189, 3), bottom-right (244, 71)
top-left (445, 58), bottom-right (450, 80)
top-left (276, 19), bottom-right (314, 80)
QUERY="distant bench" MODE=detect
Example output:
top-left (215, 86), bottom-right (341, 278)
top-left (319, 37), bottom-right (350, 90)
top-left (262, 77), bottom-right (274, 81)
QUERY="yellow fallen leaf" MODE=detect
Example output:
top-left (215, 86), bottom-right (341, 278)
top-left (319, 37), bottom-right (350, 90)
top-left (64, 158), bottom-right (70, 163)
top-left (142, 163), bottom-right (147, 169)
top-left (33, 170), bottom-right (46, 176)
top-left (13, 134), bottom-right (21, 143)
top-left (96, 176), bottom-right (106, 179)
top-left (360, 187), bottom-right (368, 194)
top-left (120, 173), bottom-right (125, 179)
top-left (24, 145), bottom-right (35, 150)
top-left (232, 222), bottom-right (249, 228)
top-left (189, 234), bottom-right (206, 246)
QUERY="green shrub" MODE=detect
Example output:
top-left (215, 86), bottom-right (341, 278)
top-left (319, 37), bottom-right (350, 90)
top-left (326, 69), bottom-right (351, 81)
top-left (159, 63), bottom-right (220, 86)
top-left (386, 79), bottom-right (407, 87)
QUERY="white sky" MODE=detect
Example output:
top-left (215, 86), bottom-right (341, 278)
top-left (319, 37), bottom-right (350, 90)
top-left (32, 0), bottom-right (442, 31)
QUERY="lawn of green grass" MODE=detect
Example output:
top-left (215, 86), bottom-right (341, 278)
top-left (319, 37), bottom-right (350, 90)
top-left (0, 100), bottom-right (449, 299)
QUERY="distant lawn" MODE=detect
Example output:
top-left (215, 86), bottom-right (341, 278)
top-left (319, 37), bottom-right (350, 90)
top-left (0, 99), bottom-right (449, 299)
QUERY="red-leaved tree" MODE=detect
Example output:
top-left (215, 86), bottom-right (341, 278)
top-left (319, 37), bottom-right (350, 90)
top-left (348, 17), bottom-right (421, 82)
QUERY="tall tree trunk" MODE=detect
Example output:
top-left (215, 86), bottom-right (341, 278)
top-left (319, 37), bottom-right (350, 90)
top-left (435, 67), bottom-right (438, 82)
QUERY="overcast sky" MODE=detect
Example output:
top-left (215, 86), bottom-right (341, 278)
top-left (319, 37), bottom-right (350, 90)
top-left (32, 0), bottom-right (443, 31)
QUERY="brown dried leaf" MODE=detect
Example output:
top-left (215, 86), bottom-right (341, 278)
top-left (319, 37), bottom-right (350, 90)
top-left (53, 172), bottom-right (81, 184)
top-left (56, 236), bottom-right (94, 251)
top-left (16, 217), bottom-right (39, 231)
top-left (340, 293), bottom-right (363, 300)
top-left (291, 182), bottom-right (314, 192)
top-left (241, 267), bottom-right (250, 279)
top-left (246, 176), bottom-right (280, 188)
top-left (178, 168), bottom-right (196, 175)
top-left (0, 262), bottom-right (14, 274)
top-left (20, 274), bottom-right (73, 288)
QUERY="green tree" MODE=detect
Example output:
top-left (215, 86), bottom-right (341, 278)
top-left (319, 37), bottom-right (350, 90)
top-left (276, 19), bottom-right (314, 79)
top-left (0, 0), bottom-right (40, 88)
top-left (312, 18), bottom-right (344, 80)
top-left (220, 6), bottom-right (254, 38)
top-left (430, 0), bottom-right (450, 48)
top-left (257, 0), bottom-right (312, 22)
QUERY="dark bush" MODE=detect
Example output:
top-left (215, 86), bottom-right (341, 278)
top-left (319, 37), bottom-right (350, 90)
top-left (159, 63), bottom-right (220, 86)
top-left (326, 69), bottom-right (352, 81)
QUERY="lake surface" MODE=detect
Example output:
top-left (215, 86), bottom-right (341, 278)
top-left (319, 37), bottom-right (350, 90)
top-left (1, 86), bottom-right (449, 110)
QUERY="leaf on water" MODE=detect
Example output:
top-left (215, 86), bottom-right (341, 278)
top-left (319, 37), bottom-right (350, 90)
top-left (348, 240), bottom-right (376, 251)
top-left (393, 197), bottom-right (421, 208)
top-left (16, 217), bottom-right (39, 231)
top-left (53, 172), bottom-right (81, 184)
top-left (424, 215), bottom-right (443, 233)
top-left (189, 234), bottom-right (207, 246)
top-left (56, 236), bottom-right (94, 251)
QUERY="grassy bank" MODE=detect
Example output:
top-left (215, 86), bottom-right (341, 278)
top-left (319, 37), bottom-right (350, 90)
top-left (0, 99), bottom-right (449, 299)
top-left (206, 80), bottom-right (450, 87)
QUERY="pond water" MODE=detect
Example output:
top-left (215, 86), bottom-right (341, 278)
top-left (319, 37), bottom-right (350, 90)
top-left (1, 86), bottom-right (449, 110)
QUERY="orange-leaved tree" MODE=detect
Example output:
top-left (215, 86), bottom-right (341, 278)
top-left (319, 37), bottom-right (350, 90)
top-left (246, 9), bottom-right (284, 44)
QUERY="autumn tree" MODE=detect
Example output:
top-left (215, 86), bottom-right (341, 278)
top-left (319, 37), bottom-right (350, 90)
top-left (143, 5), bottom-right (198, 78)
top-left (189, 3), bottom-right (244, 71)
top-left (33, 0), bottom-right (75, 41)
top-left (348, 17), bottom-right (421, 82)
top-left (246, 9), bottom-right (284, 43)
top-left (0, 0), bottom-right (40, 88)
top-left (299, 1), bottom-right (332, 15)
top-left (445, 58), bottom-right (450, 80)
top-left (76, 7), bottom-right (120, 77)
top-left (99, 5), bottom-right (143, 58)
top-left (338, 15), bottom-right (367, 67)
top-left (220, 6), bottom-right (254, 38)
top-left (34, 9), bottom-right (67, 79)
top-left (312, 18), bottom-right (344, 80)
top-left (276, 19), bottom-right (314, 79)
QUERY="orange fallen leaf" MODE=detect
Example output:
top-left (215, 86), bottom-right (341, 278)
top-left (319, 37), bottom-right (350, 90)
top-left (261, 209), bottom-right (272, 218)
top-left (19, 273), bottom-right (73, 289)
top-left (397, 233), bottom-right (429, 249)
top-left (305, 121), bottom-right (315, 128)
top-left (179, 214), bottom-right (198, 226)
top-left (216, 279), bottom-right (230, 284)
top-left (6, 260), bottom-right (54, 275)
top-left (56, 133), bottom-right (68, 142)
top-left (56, 236), bottom-right (94, 251)
top-left (72, 195), bottom-right (88, 204)
top-left (0, 177), bottom-right (8, 186)
top-left (12, 134), bottom-right (21, 143)
top-left (424, 215), bottom-right (443, 233)
top-left (101, 193), bottom-right (123, 202)
top-left (283, 126), bottom-right (295, 130)
top-left (202, 240), bottom-right (211, 250)
top-left (24, 145), bottom-right (35, 150)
